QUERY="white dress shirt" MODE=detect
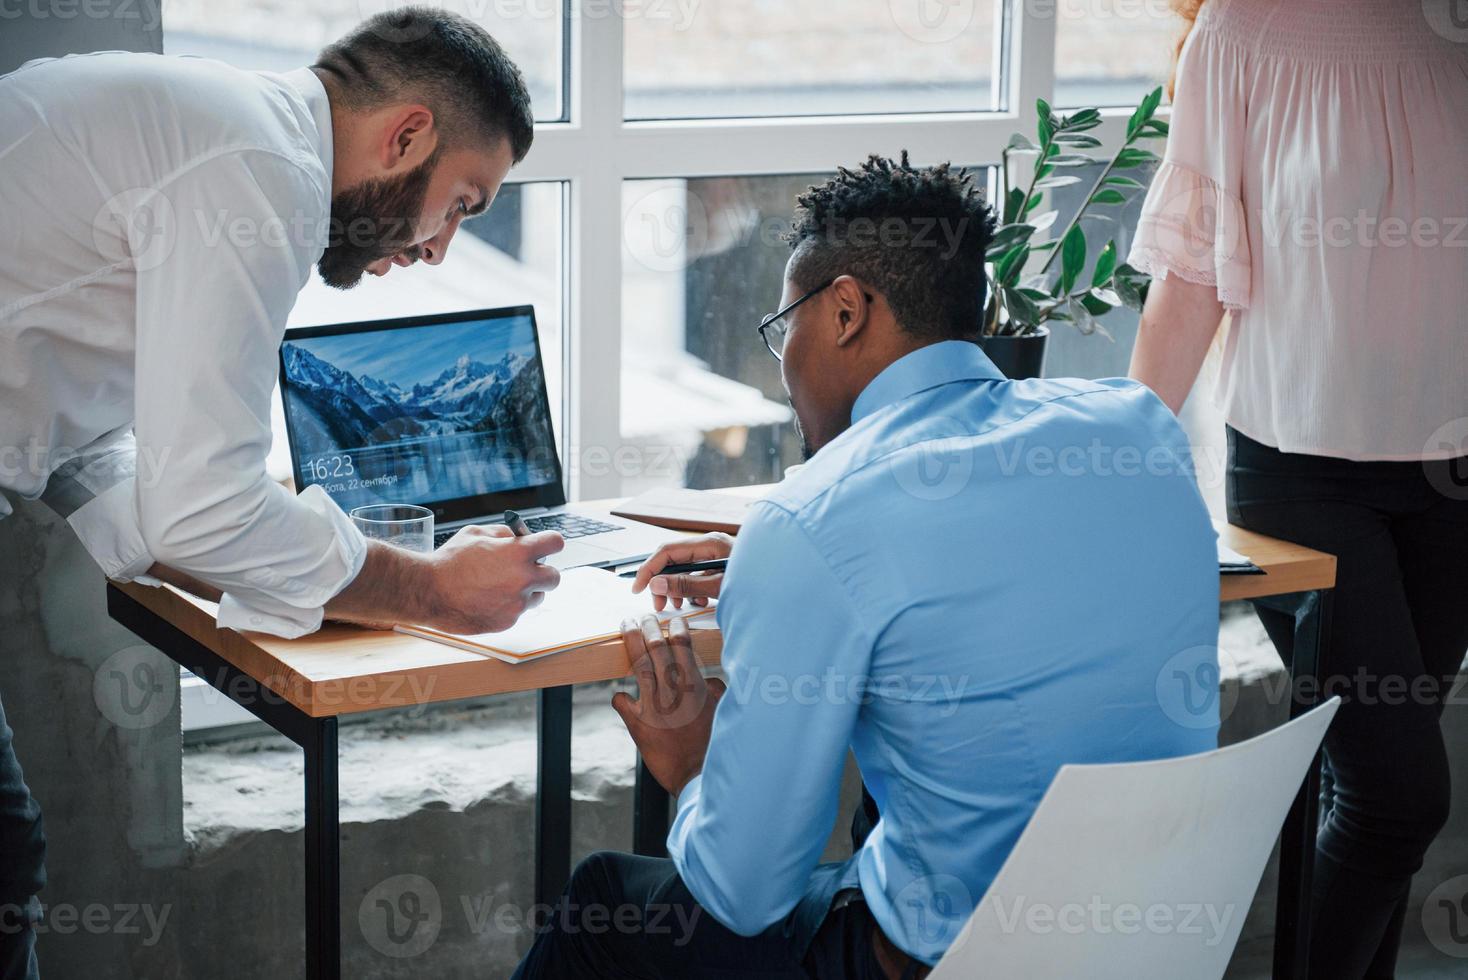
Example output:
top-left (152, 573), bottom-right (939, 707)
top-left (0, 52), bottom-right (365, 637)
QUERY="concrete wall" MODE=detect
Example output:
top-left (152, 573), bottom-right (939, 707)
top-left (0, 0), bottom-right (161, 73)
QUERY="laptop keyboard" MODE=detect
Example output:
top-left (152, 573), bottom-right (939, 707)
top-left (522, 513), bottom-right (622, 538)
top-left (433, 513), bottom-right (620, 548)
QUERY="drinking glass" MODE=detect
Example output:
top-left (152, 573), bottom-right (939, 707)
top-left (350, 504), bottom-right (434, 554)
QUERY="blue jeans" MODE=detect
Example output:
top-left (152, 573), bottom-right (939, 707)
top-left (0, 692), bottom-right (43, 980)
top-left (1227, 427), bottom-right (1468, 979)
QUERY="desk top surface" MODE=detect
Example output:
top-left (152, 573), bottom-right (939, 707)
top-left (110, 490), bottom-right (1334, 718)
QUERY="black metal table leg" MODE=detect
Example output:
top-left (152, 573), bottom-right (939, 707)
top-left (1255, 588), bottom-right (1332, 980)
top-left (632, 758), bottom-right (670, 857)
top-left (304, 717), bottom-right (340, 980)
top-left (106, 586), bottom-right (345, 980)
top-left (536, 686), bottom-right (573, 911)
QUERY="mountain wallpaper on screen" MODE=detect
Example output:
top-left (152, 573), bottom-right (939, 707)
top-left (282, 342), bottom-right (552, 459)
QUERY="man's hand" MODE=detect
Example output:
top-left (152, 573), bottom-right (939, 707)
top-left (629, 532), bottom-right (734, 611)
top-left (611, 615), bottom-right (726, 797)
top-left (327, 524), bottom-right (564, 634)
top-left (425, 524), bottom-right (564, 633)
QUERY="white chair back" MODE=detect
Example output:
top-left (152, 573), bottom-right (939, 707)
top-left (929, 698), bottom-right (1340, 980)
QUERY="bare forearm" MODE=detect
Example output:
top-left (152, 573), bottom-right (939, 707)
top-left (1127, 276), bottom-right (1227, 414)
top-left (324, 539), bottom-right (437, 627)
top-left (144, 545), bottom-right (426, 623)
top-left (147, 527), bottom-right (561, 636)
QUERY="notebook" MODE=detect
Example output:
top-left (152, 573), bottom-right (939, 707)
top-left (396, 566), bottom-right (716, 665)
top-left (610, 487), bottom-right (756, 535)
top-left (1218, 541), bottom-right (1265, 576)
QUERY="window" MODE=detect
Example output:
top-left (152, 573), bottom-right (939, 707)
top-left (619, 174), bottom-right (810, 495)
top-left (161, 0), bottom-right (567, 121)
top-left (1053, 0), bottom-right (1184, 108)
top-left (623, 0), bottom-right (1003, 119)
top-left (158, 1), bottom-right (1175, 732)
top-left (161, 1), bottom-right (1172, 505)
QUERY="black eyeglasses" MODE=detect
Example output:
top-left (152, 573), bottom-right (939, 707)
top-left (757, 279), bottom-right (833, 361)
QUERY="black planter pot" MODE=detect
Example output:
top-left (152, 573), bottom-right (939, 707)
top-left (978, 325), bottom-right (1049, 380)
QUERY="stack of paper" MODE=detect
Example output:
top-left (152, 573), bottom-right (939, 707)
top-left (1218, 541), bottom-right (1264, 575)
top-left (396, 566), bottom-right (715, 665)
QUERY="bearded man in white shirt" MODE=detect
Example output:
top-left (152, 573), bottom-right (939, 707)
top-left (0, 9), bottom-right (564, 976)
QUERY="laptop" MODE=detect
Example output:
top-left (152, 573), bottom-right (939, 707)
top-left (278, 306), bottom-right (683, 570)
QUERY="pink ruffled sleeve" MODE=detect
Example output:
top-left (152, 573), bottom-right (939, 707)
top-left (1128, 18), bottom-right (1251, 311)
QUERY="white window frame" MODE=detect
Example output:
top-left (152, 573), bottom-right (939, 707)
top-left (177, 2), bottom-right (1169, 733)
top-left (509, 0), bottom-right (1158, 500)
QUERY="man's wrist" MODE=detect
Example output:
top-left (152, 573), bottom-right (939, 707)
top-left (669, 764), bottom-right (703, 801)
top-left (327, 539), bottom-right (439, 627)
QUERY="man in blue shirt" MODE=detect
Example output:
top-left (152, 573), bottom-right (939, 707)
top-left (513, 154), bottom-right (1219, 978)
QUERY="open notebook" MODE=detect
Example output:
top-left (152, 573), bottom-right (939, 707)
top-left (396, 566), bottom-right (716, 665)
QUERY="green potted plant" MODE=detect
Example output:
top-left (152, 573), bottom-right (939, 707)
top-left (979, 87), bottom-right (1167, 379)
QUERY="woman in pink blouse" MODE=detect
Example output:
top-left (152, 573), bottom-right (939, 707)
top-left (1128, 0), bottom-right (1468, 975)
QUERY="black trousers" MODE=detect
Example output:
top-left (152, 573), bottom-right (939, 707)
top-left (512, 851), bottom-right (894, 979)
top-left (1227, 427), bottom-right (1468, 979)
top-left (0, 692), bottom-right (44, 980)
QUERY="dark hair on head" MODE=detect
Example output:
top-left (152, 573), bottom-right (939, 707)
top-left (315, 6), bottom-right (534, 163)
top-left (786, 152), bottom-right (996, 342)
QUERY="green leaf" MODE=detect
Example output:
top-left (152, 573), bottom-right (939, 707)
top-left (1091, 239), bottom-right (1117, 289)
top-left (1037, 97), bottom-right (1053, 124)
top-left (985, 223), bottom-right (1035, 258)
top-left (1048, 153), bottom-right (1096, 167)
top-left (1066, 108), bottom-right (1101, 127)
top-left (1006, 132), bottom-right (1040, 152)
top-left (1114, 147), bottom-right (1161, 170)
top-left (1090, 286), bottom-right (1122, 306)
top-left (1002, 285), bottom-right (1043, 329)
top-left (1035, 175), bottom-right (1083, 190)
top-left (1036, 163), bottom-right (1054, 180)
top-left (1018, 287), bottom-right (1052, 302)
top-left (1080, 292), bottom-right (1113, 317)
top-left (1102, 174), bottom-right (1146, 189)
top-left (1112, 262), bottom-right (1150, 311)
top-left (1058, 224), bottom-right (1087, 296)
top-left (1090, 189), bottom-right (1128, 206)
top-left (1125, 87), bottom-right (1164, 140)
top-left (1068, 298), bottom-right (1099, 335)
top-left (1030, 209), bottom-right (1059, 232)
top-left (1142, 118), bottom-right (1170, 137)
top-left (1025, 191), bottom-right (1043, 214)
top-left (1052, 133), bottom-right (1103, 148)
top-left (1030, 240), bottom-right (1058, 252)
top-left (1045, 142), bottom-right (1060, 158)
top-left (1004, 186), bottom-right (1025, 224)
top-left (994, 243), bottom-right (1031, 285)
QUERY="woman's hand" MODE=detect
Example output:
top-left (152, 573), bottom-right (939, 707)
top-left (629, 532), bottom-right (734, 611)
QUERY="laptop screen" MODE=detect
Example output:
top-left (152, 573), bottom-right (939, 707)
top-left (278, 307), bottom-right (563, 523)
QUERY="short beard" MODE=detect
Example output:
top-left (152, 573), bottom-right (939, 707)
top-left (317, 145), bottom-right (443, 290)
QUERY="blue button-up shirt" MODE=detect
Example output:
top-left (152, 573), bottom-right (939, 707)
top-left (666, 340), bottom-right (1220, 963)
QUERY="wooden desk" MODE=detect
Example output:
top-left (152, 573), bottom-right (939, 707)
top-left (109, 577), bottom-right (723, 719)
top-left (107, 501), bottom-right (1334, 980)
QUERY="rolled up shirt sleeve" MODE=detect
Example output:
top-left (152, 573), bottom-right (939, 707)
top-left (127, 148), bottom-right (366, 638)
top-left (666, 502), bottom-right (873, 936)
top-left (41, 428), bottom-right (159, 584)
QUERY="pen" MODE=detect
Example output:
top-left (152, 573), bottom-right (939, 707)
top-left (502, 510), bottom-right (531, 536)
top-left (618, 558), bottom-right (728, 578)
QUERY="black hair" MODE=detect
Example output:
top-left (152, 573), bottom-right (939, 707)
top-left (315, 7), bottom-right (534, 163)
top-left (786, 152), bottom-right (996, 342)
